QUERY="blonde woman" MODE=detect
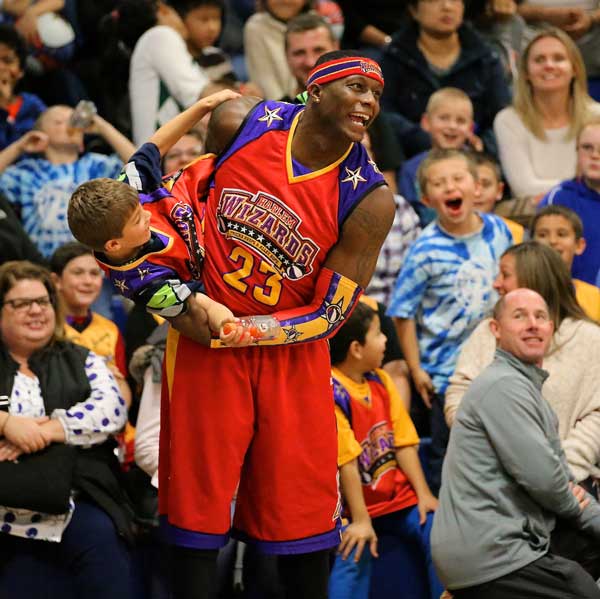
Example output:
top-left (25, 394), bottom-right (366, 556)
top-left (494, 28), bottom-right (600, 200)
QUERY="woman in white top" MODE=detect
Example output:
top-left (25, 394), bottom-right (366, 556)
top-left (494, 27), bottom-right (599, 200)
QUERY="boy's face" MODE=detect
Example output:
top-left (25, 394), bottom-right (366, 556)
top-left (421, 99), bottom-right (473, 149)
top-left (184, 5), bottom-right (222, 52)
top-left (422, 156), bottom-right (479, 230)
top-left (359, 315), bottom-right (387, 372)
top-left (54, 254), bottom-right (103, 314)
top-left (533, 214), bottom-right (585, 269)
top-left (113, 205), bottom-right (152, 251)
top-left (473, 163), bottom-right (503, 212)
top-left (0, 42), bottom-right (23, 96)
top-left (577, 124), bottom-right (600, 185)
top-left (163, 134), bottom-right (204, 174)
top-left (41, 105), bottom-right (84, 151)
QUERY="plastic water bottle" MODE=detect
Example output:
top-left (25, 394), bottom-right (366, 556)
top-left (223, 315), bottom-right (281, 340)
top-left (69, 100), bottom-right (97, 129)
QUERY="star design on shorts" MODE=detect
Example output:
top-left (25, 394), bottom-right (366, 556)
top-left (320, 297), bottom-right (345, 329)
top-left (368, 159), bottom-right (381, 174)
top-left (114, 278), bottom-right (129, 293)
top-left (137, 267), bottom-right (150, 281)
top-left (258, 106), bottom-right (284, 128)
top-left (341, 166), bottom-right (367, 190)
top-left (283, 325), bottom-right (303, 342)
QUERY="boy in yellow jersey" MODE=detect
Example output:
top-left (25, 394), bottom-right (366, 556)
top-left (531, 206), bottom-right (600, 322)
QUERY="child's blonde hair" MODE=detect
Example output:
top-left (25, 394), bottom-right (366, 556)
top-left (417, 148), bottom-right (478, 197)
top-left (425, 87), bottom-right (473, 117)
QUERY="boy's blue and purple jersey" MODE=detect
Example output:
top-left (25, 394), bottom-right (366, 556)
top-left (95, 143), bottom-right (213, 317)
top-left (387, 213), bottom-right (513, 394)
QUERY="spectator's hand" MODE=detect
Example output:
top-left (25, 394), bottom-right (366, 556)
top-left (0, 439), bottom-right (23, 462)
top-left (412, 368), bottom-right (434, 408)
top-left (198, 89), bottom-right (241, 113)
top-left (15, 8), bottom-right (41, 46)
top-left (19, 130), bottom-right (49, 154)
top-left (3, 415), bottom-right (50, 453)
top-left (564, 9), bottom-right (593, 39)
top-left (488, 0), bottom-right (517, 19)
top-left (569, 481), bottom-right (591, 511)
top-left (219, 321), bottom-right (255, 347)
top-left (3, 0), bottom-right (31, 18)
top-left (417, 492), bottom-right (439, 524)
top-left (338, 518), bottom-right (379, 562)
top-left (466, 131), bottom-right (484, 153)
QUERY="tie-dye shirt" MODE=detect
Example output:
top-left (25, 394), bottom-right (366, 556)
top-left (0, 152), bottom-right (122, 257)
top-left (387, 213), bottom-right (512, 393)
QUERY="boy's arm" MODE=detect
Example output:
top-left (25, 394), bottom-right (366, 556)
top-left (394, 317), bottom-right (433, 407)
top-left (92, 115), bottom-right (136, 163)
top-left (0, 130), bottom-right (48, 172)
top-left (338, 459), bottom-right (379, 562)
top-left (395, 446), bottom-right (439, 515)
top-left (149, 89), bottom-right (241, 158)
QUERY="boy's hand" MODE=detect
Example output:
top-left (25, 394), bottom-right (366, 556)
top-left (19, 130), bottom-right (49, 154)
top-left (412, 368), bottom-right (434, 408)
top-left (338, 518), bottom-right (379, 562)
top-left (466, 131), bottom-right (484, 152)
top-left (199, 89), bottom-right (242, 112)
top-left (417, 491), bottom-right (439, 524)
top-left (219, 321), bottom-right (255, 347)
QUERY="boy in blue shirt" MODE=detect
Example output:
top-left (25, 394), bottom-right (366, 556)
top-left (388, 148), bottom-right (513, 493)
top-left (539, 116), bottom-right (600, 286)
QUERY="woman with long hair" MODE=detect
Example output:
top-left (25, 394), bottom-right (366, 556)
top-left (445, 241), bottom-right (600, 489)
top-left (494, 28), bottom-right (600, 200)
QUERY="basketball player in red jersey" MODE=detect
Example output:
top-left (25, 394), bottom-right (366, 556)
top-left (161, 50), bottom-right (395, 599)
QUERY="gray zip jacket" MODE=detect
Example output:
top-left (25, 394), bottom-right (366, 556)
top-left (431, 348), bottom-right (600, 590)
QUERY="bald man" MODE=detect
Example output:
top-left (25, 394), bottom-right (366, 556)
top-left (432, 289), bottom-right (600, 599)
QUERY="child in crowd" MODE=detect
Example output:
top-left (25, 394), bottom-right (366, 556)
top-left (0, 24), bottom-right (46, 150)
top-left (539, 116), bottom-right (600, 287)
top-left (531, 205), bottom-right (600, 322)
top-left (472, 152), bottom-right (524, 243)
top-left (68, 89), bottom-right (253, 346)
top-left (399, 88), bottom-right (482, 226)
top-left (328, 301), bottom-right (443, 599)
top-left (388, 149), bottom-right (513, 494)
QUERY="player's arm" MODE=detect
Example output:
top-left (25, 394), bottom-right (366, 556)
top-left (214, 185), bottom-right (395, 347)
top-left (149, 89), bottom-right (241, 158)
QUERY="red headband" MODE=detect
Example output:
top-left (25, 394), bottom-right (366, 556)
top-left (306, 57), bottom-right (385, 89)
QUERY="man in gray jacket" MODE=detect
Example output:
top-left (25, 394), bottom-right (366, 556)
top-left (431, 288), bottom-right (600, 598)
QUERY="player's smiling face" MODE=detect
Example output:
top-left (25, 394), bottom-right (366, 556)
top-left (316, 75), bottom-right (382, 142)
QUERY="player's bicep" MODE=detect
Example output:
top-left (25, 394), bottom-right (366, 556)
top-left (325, 185), bottom-right (395, 288)
top-left (205, 96), bottom-right (262, 155)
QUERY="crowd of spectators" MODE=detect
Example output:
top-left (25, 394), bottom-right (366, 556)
top-left (0, 0), bottom-right (600, 597)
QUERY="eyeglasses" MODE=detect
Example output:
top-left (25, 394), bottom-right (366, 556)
top-left (2, 296), bottom-right (53, 312)
top-left (578, 143), bottom-right (600, 156)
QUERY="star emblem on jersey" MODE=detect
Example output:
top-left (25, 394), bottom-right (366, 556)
top-left (114, 279), bottom-right (129, 293)
top-left (137, 267), bottom-right (150, 281)
top-left (341, 166), bottom-right (367, 190)
top-left (321, 297), bottom-right (345, 329)
top-left (283, 325), bottom-right (303, 342)
top-left (368, 159), bottom-right (381, 175)
top-left (258, 106), bottom-right (284, 128)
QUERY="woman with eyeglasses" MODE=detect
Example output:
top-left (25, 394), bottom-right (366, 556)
top-left (0, 261), bottom-right (134, 598)
top-left (380, 0), bottom-right (511, 158)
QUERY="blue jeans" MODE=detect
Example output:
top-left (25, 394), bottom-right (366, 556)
top-left (329, 506), bottom-right (444, 599)
top-left (0, 500), bottom-right (134, 599)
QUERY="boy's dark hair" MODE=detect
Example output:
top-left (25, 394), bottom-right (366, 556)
top-left (0, 24), bottom-right (27, 69)
top-left (329, 302), bottom-right (377, 365)
top-left (50, 242), bottom-right (94, 276)
top-left (169, 0), bottom-right (225, 17)
top-left (530, 205), bottom-right (584, 240)
top-left (472, 152), bottom-right (503, 183)
top-left (284, 12), bottom-right (335, 50)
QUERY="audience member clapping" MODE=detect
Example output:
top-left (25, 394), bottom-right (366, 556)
top-left (446, 241), bottom-right (600, 489)
top-left (494, 28), bottom-right (600, 202)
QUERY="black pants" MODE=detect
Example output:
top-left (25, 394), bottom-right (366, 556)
top-left (453, 521), bottom-right (600, 599)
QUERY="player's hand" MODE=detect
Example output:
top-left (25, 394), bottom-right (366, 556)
top-left (0, 439), bottom-right (23, 462)
top-left (569, 481), bottom-right (591, 512)
top-left (338, 518), bottom-right (379, 562)
top-left (207, 301), bottom-right (236, 334)
top-left (3, 415), bottom-right (50, 453)
top-left (19, 130), bottom-right (49, 154)
top-left (417, 492), bottom-right (439, 524)
top-left (219, 321), bottom-right (254, 347)
top-left (198, 89), bottom-right (242, 112)
top-left (412, 368), bottom-right (434, 408)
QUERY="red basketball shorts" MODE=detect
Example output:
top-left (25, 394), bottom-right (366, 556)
top-left (158, 329), bottom-right (341, 554)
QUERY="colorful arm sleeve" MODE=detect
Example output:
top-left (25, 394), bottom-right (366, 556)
top-left (211, 267), bottom-right (363, 347)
